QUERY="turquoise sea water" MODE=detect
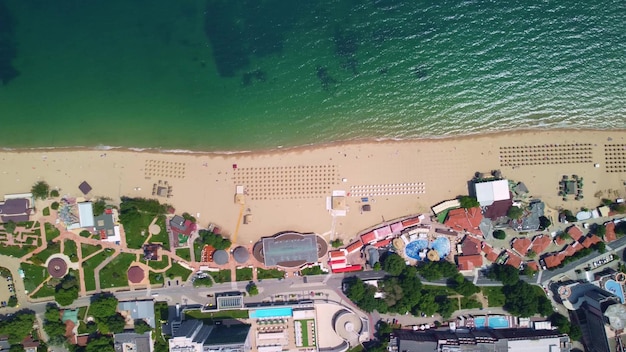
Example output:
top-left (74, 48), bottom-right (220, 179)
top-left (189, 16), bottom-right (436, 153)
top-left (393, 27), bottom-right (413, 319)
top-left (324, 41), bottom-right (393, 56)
top-left (0, 0), bottom-right (625, 151)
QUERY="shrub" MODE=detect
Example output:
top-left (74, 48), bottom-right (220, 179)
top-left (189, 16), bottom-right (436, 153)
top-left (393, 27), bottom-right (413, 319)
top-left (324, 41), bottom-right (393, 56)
top-left (493, 230), bottom-right (506, 240)
top-left (42, 207), bottom-right (50, 216)
top-left (31, 181), bottom-right (50, 200)
top-left (50, 190), bottom-right (59, 198)
top-left (330, 239), bottom-right (343, 248)
top-left (50, 202), bottom-right (59, 210)
top-left (507, 206), bottom-right (523, 220)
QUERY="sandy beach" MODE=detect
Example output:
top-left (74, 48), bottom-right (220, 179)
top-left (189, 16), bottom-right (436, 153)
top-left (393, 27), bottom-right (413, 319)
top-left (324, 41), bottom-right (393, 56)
top-left (1, 129), bottom-right (625, 245)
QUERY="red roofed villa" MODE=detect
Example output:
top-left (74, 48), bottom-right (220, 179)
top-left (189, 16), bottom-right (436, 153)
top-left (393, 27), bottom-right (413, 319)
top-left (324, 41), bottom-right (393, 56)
top-left (605, 222), bottom-right (617, 243)
top-left (530, 235), bottom-right (551, 254)
top-left (543, 253), bottom-right (565, 269)
top-left (444, 207), bottom-right (483, 236)
top-left (581, 235), bottom-right (602, 248)
top-left (456, 255), bottom-right (483, 271)
top-left (505, 251), bottom-right (523, 269)
top-left (567, 225), bottom-right (584, 241)
top-left (511, 237), bottom-right (532, 256)
top-left (526, 261), bottom-right (539, 272)
top-left (483, 244), bottom-right (500, 262)
top-left (461, 236), bottom-right (482, 256)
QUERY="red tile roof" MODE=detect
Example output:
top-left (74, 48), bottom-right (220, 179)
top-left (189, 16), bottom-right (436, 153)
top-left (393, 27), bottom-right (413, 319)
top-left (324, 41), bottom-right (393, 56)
top-left (526, 261), bottom-right (539, 271)
top-left (360, 231), bottom-right (376, 244)
top-left (606, 222), bottom-right (617, 243)
top-left (567, 226), bottom-right (584, 241)
top-left (511, 237), bottom-right (532, 256)
top-left (461, 236), bottom-right (482, 255)
top-left (456, 255), bottom-right (483, 271)
top-left (555, 235), bottom-right (567, 246)
top-left (401, 217), bottom-right (421, 228)
top-left (505, 251), bottom-right (523, 269)
top-left (76, 335), bottom-right (89, 347)
top-left (530, 235), bottom-right (551, 254)
top-left (329, 250), bottom-right (346, 259)
top-left (346, 241), bottom-right (363, 254)
top-left (544, 253), bottom-right (565, 268)
top-left (373, 238), bottom-right (392, 248)
top-left (581, 235), bottom-right (602, 248)
top-left (483, 244), bottom-right (500, 262)
top-left (444, 207), bottom-right (483, 236)
top-left (562, 244), bottom-right (577, 257)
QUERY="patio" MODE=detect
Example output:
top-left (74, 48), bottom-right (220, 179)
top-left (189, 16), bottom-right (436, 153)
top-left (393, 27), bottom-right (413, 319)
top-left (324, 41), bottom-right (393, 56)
top-left (558, 175), bottom-right (583, 201)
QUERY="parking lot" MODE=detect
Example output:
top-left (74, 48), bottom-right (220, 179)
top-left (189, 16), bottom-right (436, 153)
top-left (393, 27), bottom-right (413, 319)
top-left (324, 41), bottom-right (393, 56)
top-left (0, 274), bottom-right (15, 308)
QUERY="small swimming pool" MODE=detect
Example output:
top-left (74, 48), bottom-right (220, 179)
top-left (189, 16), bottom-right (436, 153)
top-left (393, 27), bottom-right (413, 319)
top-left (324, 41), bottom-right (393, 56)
top-left (487, 315), bottom-right (509, 329)
top-left (405, 239), bottom-right (429, 260)
top-left (605, 280), bottom-right (625, 303)
top-left (431, 237), bottom-right (450, 257)
top-left (474, 315), bottom-right (509, 329)
top-left (249, 307), bottom-right (293, 319)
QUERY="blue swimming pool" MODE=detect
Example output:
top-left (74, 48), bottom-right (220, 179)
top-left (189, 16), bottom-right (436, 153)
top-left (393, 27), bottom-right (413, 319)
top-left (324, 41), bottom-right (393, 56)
top-left (431, 237), bottom-right (451, 257)
top-left (474, 315), bottom-right (509, 329)
top-left (605, 280), bottom-right (625, 303)
top-left (405, 239), bottom-right (429, 260)
top-left (487, 315), bottom-right (509, 329)
top-left (249, 307), bottom-right (293, 319)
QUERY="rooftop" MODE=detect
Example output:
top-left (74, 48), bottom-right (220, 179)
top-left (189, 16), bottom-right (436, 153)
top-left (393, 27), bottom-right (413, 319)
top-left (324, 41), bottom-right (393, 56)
top-left (461, 235), bottom-right (482, 256)
top-left (567, 225), bottom-right (584, 241)
top-left (444, 207), bottom-right (483, 236)
top-left (505, 251), bottom-right (523, 269)
top-left (475, 179), bottom-right (511, 207)
top-left (118, 300), bottom-right (155, 328)
top-left (530, 235), bottom-right (551, 254)
top-left (456, 254), bottom-right (483, 271)
top-left (511, 237), bottom-right (531, 256)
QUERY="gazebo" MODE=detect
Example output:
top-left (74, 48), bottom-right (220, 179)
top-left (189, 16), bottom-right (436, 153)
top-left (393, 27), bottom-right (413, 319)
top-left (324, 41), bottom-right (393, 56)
top-left (213, 250), bottom-right (229, 265)
top-left (233, 246), bottom-right (249, 264)
top-left (78, 181), bottom-right (92, 195)
top-left (127, 266), bottom-right (145, 284)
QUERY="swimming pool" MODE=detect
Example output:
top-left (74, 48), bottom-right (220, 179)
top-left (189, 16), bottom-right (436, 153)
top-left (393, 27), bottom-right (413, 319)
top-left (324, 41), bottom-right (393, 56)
top-left (405, 239), bottom-right (429, 260)
top-left (249, 307), bottom-right (293, 319)
top-left (605, 280), bottom-right (625, 303)
top-left (474, 315), bottom-right (509, 329)
top-left (431, 237), bottom-right (450, 257)
top-left (487, 315), bottom-right (509, 329)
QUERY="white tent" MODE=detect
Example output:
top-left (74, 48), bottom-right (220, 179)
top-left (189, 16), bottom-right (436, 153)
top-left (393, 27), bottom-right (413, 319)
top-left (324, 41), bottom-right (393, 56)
top-left (475, 180), bottom-right (510, 206)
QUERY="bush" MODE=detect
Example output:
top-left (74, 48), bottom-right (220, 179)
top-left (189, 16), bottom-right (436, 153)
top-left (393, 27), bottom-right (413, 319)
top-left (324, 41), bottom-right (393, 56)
top-left (330, 239), bottom-right (343, 248)
top-left (246, 282), bottom-right (259, 296)
top-left (507, 206), bottom-right (523, 220)
top-left (3, 221), bottom-right (16, 234)
top-left (50, 202), bottom-right (59, 210)
top-left (42, 207), bottom-right (50, 216)
top-left (493, 230), bottom-right (506, 240)
top-left (31, 181), bottom-right (50, 200)
top-left (459, 196), bottom-right (479, 209)
top-left (50, 190), bottom-right (59, 198)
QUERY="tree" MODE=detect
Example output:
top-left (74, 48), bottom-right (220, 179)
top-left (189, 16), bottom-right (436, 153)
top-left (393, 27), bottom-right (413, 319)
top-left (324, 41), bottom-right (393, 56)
top-left (43, 304), bottom-right (66, 346)
top-left (493, 230), bottom-right (506, 240)
top-left (597, 241), bottom-right (607, 254)
top-left (526, 249), bottom-right (536, 259)
top-left (7, 295), bottom-right (17, 307)
top-left (54, 274), bottom-right (79, 306)
top-left (134, 319), bottom-right (152, 334)
top-left (246, 282), bottom-right (259, 296)
top-left (50, 201), bottom-right (60, 210)
top-left (31, 181), bottom-right (50, 200)
top-left (373, 262), bottom-right (381, 271)
top-left (459, 196), bottom-right (479, 209)
top-left (488, 264), bottom-right (520, 286)
top-left (85, 336), bottom-right (115, 352)
top-left (3, 220), bottom-right (16, 233)
top-left (90, 293), bottom-right (119, 321)
top-left (538, 216), bottom-right (551, 230)
top-left (382, 253), bottom-right (405, 276)
top-left (503, 281), bottom-right (540, 317)
top-left (436, 296), bottom-right (456, 319)
top-left (449, 274), bottom-right (479, 297)
top-left (0, 310), bottom-right (35, 344)
top-left (507, 206), bottom-right (524, 220)
top-left (105, 313), bottom-right (126, 334)
top-left (330, 239), bottom-right (343, 248)
top-left (594, 224), bottom-right (606, 238)
top-left (50, 189), bottom-right (60, 198)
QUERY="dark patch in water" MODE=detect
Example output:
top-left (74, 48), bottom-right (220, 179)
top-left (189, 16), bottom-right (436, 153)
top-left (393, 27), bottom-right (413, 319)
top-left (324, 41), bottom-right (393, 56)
top-left (242, 69), bottom-right (267, 86)
top-left (333, 26), bottom-right (359, 75)
top-left (0, 0), bottom-right (19, 85)
top-left (411, 66), bottom-right (427, 80)
top-left (316, 66), bottom-right (337, 91)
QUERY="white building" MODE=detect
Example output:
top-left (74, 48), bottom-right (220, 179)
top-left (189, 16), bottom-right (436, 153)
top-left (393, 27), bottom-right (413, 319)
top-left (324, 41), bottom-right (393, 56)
top-left (475, 179), bottom-right (511, 207)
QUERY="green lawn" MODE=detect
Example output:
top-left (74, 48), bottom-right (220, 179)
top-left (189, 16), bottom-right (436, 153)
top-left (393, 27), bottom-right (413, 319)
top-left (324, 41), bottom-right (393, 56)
top-left (80, 243), bottom-right (102, 258)
top-left (78, 306), bottom-right (87, 320)
top-left (44, 223), bottom-right (60, 241)
top-left (154, 302), bottom-right (170, 351)
top-left (175, 248), bottom-right (191, 261)
top-left (0, 244), bottom-right (36, 258)
top-left (165, 263), bottom-right (192, 281)
top-left (209, 270), bottom-right (231, 283)
top-left (149, 271), bottom-right (164, 285)
top-left (147, 255), bottom-right (170, 270)
top-left (150, 216), bottom-right (171, 250)
top-left (192, 277), bottom-right (213, 287)
top-left (32, 241), bottom-right (61, 265)
top-left (185, 309), bottom-right (249, 320)
top-left (236, 268), bottom-right (253, 281)
top-left (120, 198), bottom-right (167, 249)
top-left (257, 268), bottom-right (284, 280)
top-left (100, 253), bottom-right (137, 288)
top-left (82, 251), bottom-right (110, 291)
top-left (64, 240), bottom-right (79, 262)
top-left (482, 286), bottom-right (506, 307)
top-left (193, 241), bottom-right (203, 261)
top-left (31, 283), bottom-right (55, 298)
top-left (298, 320), bottom-right (312, 347)
top-left (21, 263), bottom-right (49, 292)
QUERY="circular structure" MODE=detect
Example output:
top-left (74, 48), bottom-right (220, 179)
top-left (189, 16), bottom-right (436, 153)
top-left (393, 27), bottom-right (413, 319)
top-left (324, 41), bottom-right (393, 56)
top-left (127, 266), bottom-right (145, 284)
top-left (392, 238), bottom-right (405, 251)
top-left (404, 239), bottom-right (428, 260)
top-left (333, 309), bottom-right (363, 340)
top-left (558, 286), bottom-right (571, 298)
top-left (148, 224), bottom-right (161, 235)
top-left (233, 246), bottom-right (250, 264)
top-left (427, 249), bottom-right (440, 262)
top-left (213, 250), bottom-right (229, 265)
top-left (616, 272), bottom-right (626, 283)
top-left (47, 257), bottom-right (68, 278)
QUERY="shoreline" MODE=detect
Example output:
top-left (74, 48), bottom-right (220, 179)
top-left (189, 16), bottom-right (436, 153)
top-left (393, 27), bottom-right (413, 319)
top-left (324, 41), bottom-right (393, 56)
top-left (1, 128), bottom-right (625, 246)
top-left (2, 127), bottom-right (625, 155)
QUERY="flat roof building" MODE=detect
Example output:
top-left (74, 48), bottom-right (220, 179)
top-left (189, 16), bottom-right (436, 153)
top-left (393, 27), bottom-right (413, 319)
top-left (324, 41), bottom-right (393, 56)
top-left (113, 332), bottom-right (152, 352)
top-left (475, 179), bottom-right (511, 207)
top-left (254, 232), bottom-right (327, 268)
top-left (118, 300), bottom-right (155, 328)
top-left (0, 197), bottom-right (31, 223)
top-left (169, 320), bottom-right (251, 352)
top-left (77, 202), bottom-right (95, 228)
